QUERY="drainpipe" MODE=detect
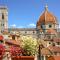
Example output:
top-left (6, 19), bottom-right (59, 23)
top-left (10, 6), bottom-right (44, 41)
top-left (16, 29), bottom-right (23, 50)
top-left (38, 45), bottom-right (41, 60)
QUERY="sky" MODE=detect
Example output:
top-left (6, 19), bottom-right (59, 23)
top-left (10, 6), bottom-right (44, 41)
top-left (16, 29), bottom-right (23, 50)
top-left (0, 0), bottom-right (60, 28)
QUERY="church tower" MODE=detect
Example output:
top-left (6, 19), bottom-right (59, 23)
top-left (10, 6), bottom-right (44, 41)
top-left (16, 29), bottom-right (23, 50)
top-left (0, 6), bottom-right (8, 33)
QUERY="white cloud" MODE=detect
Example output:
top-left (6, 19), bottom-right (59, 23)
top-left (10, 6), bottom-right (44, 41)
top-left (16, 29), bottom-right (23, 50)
top-left (18, 26), bottom-right (24, 28)
top-left (10, 24), bottom-right (16, 28)
top-left (9, 23), bottom-right (36, 28)
top-left (28, 23), bottom-right (36, 28)
top-left (59, 24), bottom-right (60, 28)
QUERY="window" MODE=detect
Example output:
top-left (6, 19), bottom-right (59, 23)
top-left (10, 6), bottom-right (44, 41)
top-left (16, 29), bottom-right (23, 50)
top-left (1, 24), bottom-right (4, 26)
top-left (33, 31), bottom-right (35, 34)
top-left (49, 42), bottom-right (51, 44)
top-left (2, 13), bottom-right (4, 19)
top-left (1, 24), bottom-right (2, 26)
top-left (3, 24), bottom-right (4, 26)
top-left (57, 42), bottom-right (60, 45)
top-left (25, 31), bottom-right (26, 33)
top-left (41, 24), bottom-right (45, 29)
top-left (52, 43), bottom-right (55, 46)
top-left (49, 25), bottom-right (52, 28)
top-left (12, 35), bottom-right (15, 40)
top-left (41, 25), bottom-right (43, 28)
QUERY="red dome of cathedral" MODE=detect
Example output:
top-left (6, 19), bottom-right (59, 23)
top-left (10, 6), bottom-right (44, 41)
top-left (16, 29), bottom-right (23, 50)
top-left (37, 5), bottom-right (57, 27)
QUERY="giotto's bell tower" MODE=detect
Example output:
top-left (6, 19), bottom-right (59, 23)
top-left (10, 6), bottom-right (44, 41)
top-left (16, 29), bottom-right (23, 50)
top-left (0, 6), bottom-right (8, 33)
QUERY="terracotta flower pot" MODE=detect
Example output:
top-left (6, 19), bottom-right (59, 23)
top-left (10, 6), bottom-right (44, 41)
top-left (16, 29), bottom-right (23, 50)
top-left (11, 56), bottom-right (34, 60)
top-left (20, 56), bottom-right (34, 60)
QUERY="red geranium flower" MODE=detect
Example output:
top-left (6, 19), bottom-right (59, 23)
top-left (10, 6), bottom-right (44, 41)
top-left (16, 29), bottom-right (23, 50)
top-left (10, 46), bottom-right (23, 56)
top-left (0, 44), bottom-right (5, 55)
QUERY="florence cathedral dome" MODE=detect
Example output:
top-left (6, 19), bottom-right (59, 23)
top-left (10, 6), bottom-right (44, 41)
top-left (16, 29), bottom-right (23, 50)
top-left (36, 5), bottom-right (58, 33)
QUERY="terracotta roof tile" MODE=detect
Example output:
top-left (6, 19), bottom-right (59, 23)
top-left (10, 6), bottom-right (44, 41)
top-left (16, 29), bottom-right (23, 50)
top-left (48, 56), bottom-right (60, 60)
top-left (53, 38), bottom-right (60, 42)
top-left (37, 9), bottom-right (57, 26)
top-left (6, 39), bottom-right (20, 46)
top-left (48, 46), bottom-right (60, 52)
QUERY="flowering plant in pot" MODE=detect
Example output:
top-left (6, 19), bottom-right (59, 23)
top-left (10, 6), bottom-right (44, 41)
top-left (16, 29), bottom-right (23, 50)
top-left (10, 46), bottom-right (24, 60)
top-left (10, 46), bottom-right (23, 56)
top-left (21, 36), bottom-right (38, 56)
top-left (0, 44), bottom-right (5, 60)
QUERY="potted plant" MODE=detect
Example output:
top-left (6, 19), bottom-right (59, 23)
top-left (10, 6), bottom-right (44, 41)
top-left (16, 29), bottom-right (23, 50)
top-left (10, 36), bottom-right (38, 60)
top-left (21, 36), bottom-right (38, 60)
top-left (10, 46), bottom-right (23, 60)
top-left (0, 44), bottom-right (5, 60)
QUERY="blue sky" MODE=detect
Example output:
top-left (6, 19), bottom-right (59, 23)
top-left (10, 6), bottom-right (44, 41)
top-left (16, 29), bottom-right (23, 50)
top-left (0, 0), bottom-right (60, 28)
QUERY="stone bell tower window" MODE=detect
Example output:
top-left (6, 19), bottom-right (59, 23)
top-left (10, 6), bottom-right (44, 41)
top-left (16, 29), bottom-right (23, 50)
top-left (2, 13), bottom-right (4, 19)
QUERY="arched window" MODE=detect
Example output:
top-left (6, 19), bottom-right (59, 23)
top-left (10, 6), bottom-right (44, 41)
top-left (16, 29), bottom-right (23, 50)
top-left (2, 13), bottom-right (4, 19)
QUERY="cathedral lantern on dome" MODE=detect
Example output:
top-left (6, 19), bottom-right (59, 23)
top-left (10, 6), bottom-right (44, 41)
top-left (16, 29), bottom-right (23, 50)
top-left (36, 5), bottom-right (59, 39)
